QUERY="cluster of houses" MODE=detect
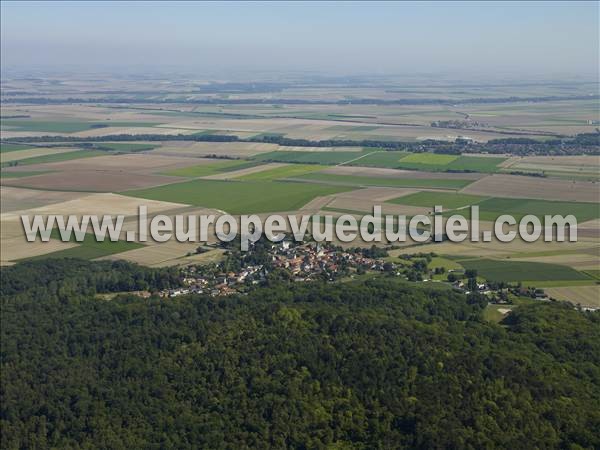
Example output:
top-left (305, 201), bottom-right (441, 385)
top-left (270, 241), bottom-right (386, 281)
top-left (161, 263), bottom-right (266, 298)
top-left (158, 241), bottom-right (387, 298)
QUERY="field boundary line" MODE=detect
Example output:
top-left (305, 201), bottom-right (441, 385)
top-left (337, 151), bottom-right (382, 167)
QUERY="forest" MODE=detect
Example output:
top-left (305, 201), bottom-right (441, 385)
top-left (1, 259), bottom-right (600, 449)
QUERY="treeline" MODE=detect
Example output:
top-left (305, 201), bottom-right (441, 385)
top-left (3, 131), bottom-right (599, 156)
top-left (2, 93), bottom-right (598, 106)
top-left (0, 258), bottom-right (181, 298)
top-left (1, 259), bottom-right (600, 448)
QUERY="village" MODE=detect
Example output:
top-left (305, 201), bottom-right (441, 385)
top-left (159, 240), bottom-right (397, 297)
top-left (152, 238), bottom-right (571, 312)
top-left (159, 239), bottom-right (389, 298)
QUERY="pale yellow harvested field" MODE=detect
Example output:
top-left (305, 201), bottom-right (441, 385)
top-left (513, 252), bottom-right (600, 270)
top-left (273, 146), bottom-right (362, 153)
top-left (579, 219), bottom-right (600, 230)
top-left (2, 193), bottom-right (188, 220)
top-left (506, 155), bottom-right (600, 175)
top-left (322, 165), bottom-right (484, 180)
top-left (71, 126), bottom-right (198, 138)
top-left (359, 126), bottom-right (513, 142)
top-left (498, 156), bottom-right (522, 168)
top-left (115, 207), bottom-right (223, 244)
top-left (461, 174), bottom-right (600, 202)
top-left (4, 153), bottom-right (202, 173)
top-left (0, 217), bottom-right (79, 263)
top-left (204, 163), bottom-right (285, 180)
top-left (0, 131), bottom-right (63, 139)
top-left (279, 125), bottom-right (347, 140)
top-left (1, 147), bottom-right (78, 163)
top-left (298, 195), bottom-right (336, 213)
top-left (152, 118), bottom-right (303, 134)
top-left (511, 163), bottom-right (599, 175)
top-left (514, 155), bottom-right (600, 167)
top-left (1, 217), bottom-right (29, 240)
top-left (151, 248), bottom-right (226, 268)
top-left (517, 125), bottom-right (597, 135)
top-left (1, 153), bottom-right (208, 191)
top-left (0, 186), bottom-right (85, 213)
top-left (334, 187), bottom-right (418, 202)
top-left (545, 286), bottom-right (600, 308)
top-left (2, 171), bottom-right (183, 192)
top-left (392, 236), bottom-right (598, 258)
top-left (98, 240), bottom-right (201, 267)
top-left (327, 197), bottom-right (431, 216)
top-left (1, 239), bottom-right (79, 263)
top-left (150, 141), bottom-right (278, 158)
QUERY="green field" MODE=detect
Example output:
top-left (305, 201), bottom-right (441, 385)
top-left (447, 156), bottom-right (506, 172)
top-left (1, 120), bottom-right (159, 133)
top-left (254, 150), bottom-right (363, 165)
top-left (390, 192), bottom-right (488, 210)
top-left (428, 256), bottom-right (464, 280)
top-left (474, 197), bottom-right (600, 222)
top-left (346, 151), bottom-right (408, 168)
top-left (396, 154), bottom-right (506, 172)
top-left (124, 179), bottom-right (353, 214)
top-left (2, 149), bottom-right (106, 167)
top-left (431, 196), bottom-right (600, 223)
top-left (238, 164), bottom-right (325, 181)
top-left (0, 170), bottom-right (50, 178)
top-left (254, 150), bottom-right (411, 169)
top-left (24, 229), bottom-right (144, 261)
top-left (399, 153), bottom-right (459, 165)
top-left (459, 258), bottom-right (591, 282)
top-left (0, 143), bottom-right (34, 153)
top-left (253, 150), bottom-right (505, 173)
top-left (428, 256), bottom-right (464, 272)
top-left (294, 172), bottom-right (474, 189)
top-left (164, 160), bottom-right (261, 177)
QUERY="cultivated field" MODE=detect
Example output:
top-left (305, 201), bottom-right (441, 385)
top-left (1, 147), bottom-right (78, 164)
top-left (545, 286), bottom-right (600, 308)
top-left (0, 77), bottom-right (598, 276)
top-left (123, 179), bottom-right (354, 214)
top-left (458, 258), bottom-right (591, 282)
top-left (294, 172), bottom-right (475, 189)
top-left (319, 165), bottom-right (484, 180)
top-left (461, 174), bottom-right (600, 202)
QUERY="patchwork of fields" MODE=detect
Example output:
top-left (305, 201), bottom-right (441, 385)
top-left (253, 149), bottom-right (507, 172)
top-left (1, 96), bottom-right (598, 309)
top-left (389, 191), bottom-right (600, 222)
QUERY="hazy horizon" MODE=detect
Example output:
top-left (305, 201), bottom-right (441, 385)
top-left (1, 1), bottom-right (599, 80)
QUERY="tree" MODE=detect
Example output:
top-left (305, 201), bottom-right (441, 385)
top-left (465, 269), bottom-right (478, 279)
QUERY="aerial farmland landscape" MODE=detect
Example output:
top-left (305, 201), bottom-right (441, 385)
top-left (2, 75), bottom-right (599, 307)
top-left (1, 2), bottom-right (599, 448)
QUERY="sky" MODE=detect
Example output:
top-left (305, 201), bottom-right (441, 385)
top-left (1, 1), bottom-right (598, 78)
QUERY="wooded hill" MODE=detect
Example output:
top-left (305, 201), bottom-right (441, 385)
top-left (1, 259), bottom-right (599, 449)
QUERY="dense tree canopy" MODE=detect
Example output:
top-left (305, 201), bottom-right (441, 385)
top-left (1, 260), bottom-right (599, 449)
